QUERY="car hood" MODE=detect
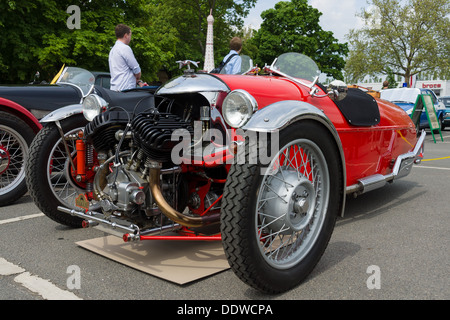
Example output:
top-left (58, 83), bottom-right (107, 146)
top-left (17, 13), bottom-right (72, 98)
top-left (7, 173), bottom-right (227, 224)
top-left (217, 74), bottom-right (306, 109)
top-left (156, 73), bottom-right (306, 110)
top-left (0, 84), bottom-right (81, 112)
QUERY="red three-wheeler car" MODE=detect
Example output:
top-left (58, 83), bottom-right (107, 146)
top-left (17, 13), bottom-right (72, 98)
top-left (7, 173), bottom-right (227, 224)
top-left (26, 53), bottom-right (425, 293)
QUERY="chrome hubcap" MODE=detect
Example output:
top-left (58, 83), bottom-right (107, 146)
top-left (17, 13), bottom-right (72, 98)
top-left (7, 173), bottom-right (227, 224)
top-left (263, 169), bottom-right (316, 235)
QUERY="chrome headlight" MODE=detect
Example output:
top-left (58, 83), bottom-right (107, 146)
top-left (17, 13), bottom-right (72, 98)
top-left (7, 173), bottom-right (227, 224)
top-left (82, 94), bottom-right (108, 121)
top-left (222, 90), bottom-right (258, 128)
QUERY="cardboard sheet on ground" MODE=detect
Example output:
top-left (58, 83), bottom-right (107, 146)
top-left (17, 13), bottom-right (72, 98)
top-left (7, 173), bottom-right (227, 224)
top-left (76, 235), bottom-right (230, 285)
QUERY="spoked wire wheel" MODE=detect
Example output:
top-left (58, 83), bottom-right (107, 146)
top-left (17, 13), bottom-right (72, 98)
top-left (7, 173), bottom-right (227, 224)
top-left (0, 112), bottom-right (35, 206)
top-left (26, 115), bottom-right (88, 227)
top-left (0, 125), bottom-right (28, 194)
top-left (256, 138), bottom-right (329, 269)
top-left (221, 121), bottom-right (343, 293)
top-left (46, 127), bottom-right (85, 207)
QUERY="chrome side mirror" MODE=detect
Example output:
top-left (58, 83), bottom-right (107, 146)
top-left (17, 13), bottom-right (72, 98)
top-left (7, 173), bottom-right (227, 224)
top-left (327, 80), bottom-right (348, 102)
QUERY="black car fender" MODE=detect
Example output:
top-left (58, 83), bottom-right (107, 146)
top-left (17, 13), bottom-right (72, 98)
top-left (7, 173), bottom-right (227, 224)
top-left (39, 104), bottom-right (83, 124)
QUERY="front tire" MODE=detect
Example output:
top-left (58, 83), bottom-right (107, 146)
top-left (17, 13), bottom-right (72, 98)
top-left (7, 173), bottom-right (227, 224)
top-left (26, 115), bottom-right (88, 227)
top-left (0, 112), bottom-right (35, 206)
top-left (221, 121), bottom-right (343, 293)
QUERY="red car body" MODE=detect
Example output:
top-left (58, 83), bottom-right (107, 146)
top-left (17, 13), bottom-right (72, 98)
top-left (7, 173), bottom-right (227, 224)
top-left (219, 74), bottom-right (417, 188)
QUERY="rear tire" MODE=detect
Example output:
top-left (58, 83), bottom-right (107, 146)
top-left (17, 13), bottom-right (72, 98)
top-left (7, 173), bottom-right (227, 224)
top-left (221, 121), bottom-right (343, 293)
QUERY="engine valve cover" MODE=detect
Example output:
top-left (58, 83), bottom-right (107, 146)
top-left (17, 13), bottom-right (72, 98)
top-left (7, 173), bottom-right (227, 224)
top-left (131, 111), bottom-right (193, 162)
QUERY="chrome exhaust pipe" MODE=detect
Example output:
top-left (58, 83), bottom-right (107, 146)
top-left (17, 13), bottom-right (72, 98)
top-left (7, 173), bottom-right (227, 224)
top-left (346, 130), bottom-right (426, 196)
top-left (57, 206), bottom-right (139, 234)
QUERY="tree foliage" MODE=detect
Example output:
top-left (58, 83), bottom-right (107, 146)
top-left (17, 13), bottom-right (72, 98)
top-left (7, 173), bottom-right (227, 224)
top-left (249, 0), bottom-right (348, 80)
top-left (0, 0), bottom-right (178, 83)
top-left (345, 0), bottom-right (450, 86)
top-left (1, 0), bottom-right (351, 84)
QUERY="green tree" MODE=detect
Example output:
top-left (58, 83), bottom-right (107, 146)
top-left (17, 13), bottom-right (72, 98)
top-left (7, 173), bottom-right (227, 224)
top-left (0, 0), bottom-right (256, 83)
top-left (249, 0), bottom-right (348, 79)
top-left (345, 0), bottom-right (450, 87)
top-left (0, 0), bottom-right (179, 83)
top-left (385, 68), bottom-right (398, 88)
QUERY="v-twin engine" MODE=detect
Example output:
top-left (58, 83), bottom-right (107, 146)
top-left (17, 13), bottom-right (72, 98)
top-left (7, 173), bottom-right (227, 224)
top-left (131, 111), bottom-right (194, 162)
top-left (81, 108), bottom-right (219, 233)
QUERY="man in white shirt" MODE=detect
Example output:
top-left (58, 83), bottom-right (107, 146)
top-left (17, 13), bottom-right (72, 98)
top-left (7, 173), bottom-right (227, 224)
top-left (223, 37), bottom-right (243, 75)
top-left (109, 24), bottom-right (145, 91)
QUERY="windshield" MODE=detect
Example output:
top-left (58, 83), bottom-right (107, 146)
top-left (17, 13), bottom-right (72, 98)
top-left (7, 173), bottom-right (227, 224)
top-left (441, 97), bottom-right (450, 106)
top-left (240, 55), bottom-right (253, 74)
top-left (56, 67), bottom-right (95, 96)
top-left (272, 53), bottom-right (321, 82)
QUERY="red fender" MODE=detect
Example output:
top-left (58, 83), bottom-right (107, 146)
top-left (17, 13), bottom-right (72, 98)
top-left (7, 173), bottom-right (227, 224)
top-left (0, 97), bottom-right (43, 133)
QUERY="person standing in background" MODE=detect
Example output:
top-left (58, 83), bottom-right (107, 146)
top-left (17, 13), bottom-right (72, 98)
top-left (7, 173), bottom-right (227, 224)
top-left (109, 24), bottom-right (146, 91)
top-left (222, 37), bottom-right (243, 75)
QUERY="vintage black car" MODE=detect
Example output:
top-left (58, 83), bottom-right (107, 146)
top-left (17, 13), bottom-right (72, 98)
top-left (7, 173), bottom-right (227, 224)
top-left (0, 67), bottom-right (154, 206)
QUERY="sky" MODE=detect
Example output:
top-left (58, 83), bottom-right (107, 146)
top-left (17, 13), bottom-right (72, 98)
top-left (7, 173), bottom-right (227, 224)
top-left (244, 0), bottom-right (369, 43)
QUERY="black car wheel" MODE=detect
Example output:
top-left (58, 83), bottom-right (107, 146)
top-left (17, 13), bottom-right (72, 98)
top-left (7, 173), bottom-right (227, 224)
top-left (0, 111), bottom-right (35, 206)
top-left (26, 114), bottom-right (88, 227)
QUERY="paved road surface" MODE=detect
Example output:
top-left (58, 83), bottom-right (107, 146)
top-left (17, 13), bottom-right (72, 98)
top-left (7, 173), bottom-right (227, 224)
top-left (1, 131), bottom-right (449, 301)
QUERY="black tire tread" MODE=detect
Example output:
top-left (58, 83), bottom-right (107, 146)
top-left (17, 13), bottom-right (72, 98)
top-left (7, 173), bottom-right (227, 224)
top-left (26, 118), bottom-right (85, 228)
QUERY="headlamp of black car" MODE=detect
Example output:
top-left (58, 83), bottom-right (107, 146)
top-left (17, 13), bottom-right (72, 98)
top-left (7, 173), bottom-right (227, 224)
top-left (82, 94), bottom-right (108, 121)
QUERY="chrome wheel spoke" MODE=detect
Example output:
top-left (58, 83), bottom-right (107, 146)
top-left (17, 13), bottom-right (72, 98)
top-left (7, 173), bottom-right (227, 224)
top-left (0, 126), bottom-right (27, 193)
top-left (46, 129), bottom-right (83, 207)
top-left (256, 138), bottom-right (330, 269)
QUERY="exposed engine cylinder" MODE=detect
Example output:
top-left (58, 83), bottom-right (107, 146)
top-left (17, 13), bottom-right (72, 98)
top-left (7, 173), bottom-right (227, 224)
top-left (131, 111), bottom-right (194, 162)
top-left (84, 110), bottom-right (130, 152)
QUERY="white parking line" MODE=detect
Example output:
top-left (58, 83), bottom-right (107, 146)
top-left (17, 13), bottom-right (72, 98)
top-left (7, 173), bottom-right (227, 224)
top-left (0, 257), bottom-right (82, 300)
top-left (0, 257), bottom-right (25, 275)
top-left (0, 213), bottom-right (45, 225)
top-left (14, 272), bottom-right (82, 300)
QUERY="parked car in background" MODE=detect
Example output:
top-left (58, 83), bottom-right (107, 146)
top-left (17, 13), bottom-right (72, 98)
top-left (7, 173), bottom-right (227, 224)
top-left (438, 96), bottom-right (450, 129)
top-left (0, 67), bottom-right (111, 206)
top-left (380, 88), bottom-right (446, 130)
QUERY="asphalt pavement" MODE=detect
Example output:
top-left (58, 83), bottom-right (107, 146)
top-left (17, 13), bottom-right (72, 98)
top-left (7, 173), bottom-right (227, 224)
top-left (1, 129), bottom-right (449, 302)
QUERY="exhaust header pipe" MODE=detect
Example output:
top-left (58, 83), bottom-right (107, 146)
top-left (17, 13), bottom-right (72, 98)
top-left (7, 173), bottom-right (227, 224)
top-left (147, 161), bottom-right (220, 228)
